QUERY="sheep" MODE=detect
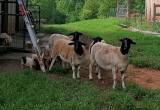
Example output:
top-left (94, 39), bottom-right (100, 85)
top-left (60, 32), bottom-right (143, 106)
top-left (0, 33), bottom-right (12, 47)
top-left (46, 32), bottom-right (83, 69)
top-left (89, 37), bottom-right (105, 53)
top-left (88, 37), bottom-right (105, 73)
top-left (49, 38), bottom-right (86, 79)
top-left (21, 56), bottom-right (34, 69)
top-left (21, 54), bottom-right (46, 72)
top-left (89, 38), bottom-right (136, 89)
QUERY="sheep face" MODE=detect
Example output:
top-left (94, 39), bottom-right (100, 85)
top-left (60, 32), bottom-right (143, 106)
top-left (69, 40), bottom-right (86, 56)
top-left (120, 38), bottom-right (136, 55)
top-left (69, 31), bottom-right (83, 41)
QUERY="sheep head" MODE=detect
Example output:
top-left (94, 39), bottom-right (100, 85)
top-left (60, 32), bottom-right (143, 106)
top-left (69, 40), bottom-right (86, 56)
top-left (119, 38), bottom-right (136, 55)
top-left (69, 31), bottom-right (83, 41)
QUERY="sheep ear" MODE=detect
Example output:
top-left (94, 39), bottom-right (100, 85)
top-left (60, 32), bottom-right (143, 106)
top-left (68, 42), bottom-right (74, 45)
top-left (119, 39), bottom-right (123, 42)
top-left (131, 41), bottom-right (136, 45)
top-left (78, 32), bottom-right (83, 35)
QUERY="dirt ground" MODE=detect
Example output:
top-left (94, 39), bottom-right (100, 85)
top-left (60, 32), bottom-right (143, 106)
top-left (0, 33), bottom-right (160, 89)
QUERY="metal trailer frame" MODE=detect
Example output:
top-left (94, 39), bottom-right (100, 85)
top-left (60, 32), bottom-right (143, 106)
top-left (17, 0), bottom-right (45, 72)
top-left (0, 0), bottom-right (41, 49)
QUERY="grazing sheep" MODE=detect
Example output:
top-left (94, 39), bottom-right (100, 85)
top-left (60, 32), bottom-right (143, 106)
top-left (89, 38), bottom-right (136, 89)
top-left (49, 38), bottom-right (86, 79)
top-left (21, 54), bottom-right (46, 72)
top-left (0, 33), bottom-right (12, 47)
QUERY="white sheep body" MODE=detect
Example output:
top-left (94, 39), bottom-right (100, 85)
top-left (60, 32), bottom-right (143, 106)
top-left (89, 42), bottom-right (128, 89)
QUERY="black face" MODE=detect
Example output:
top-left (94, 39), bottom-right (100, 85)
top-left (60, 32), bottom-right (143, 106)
top-left (92, 37), bottom-right (103, 44)
top-left (22, 56), bottom-right (26, 64)
top-left (120, 38), bottom-right (136, 55)
top-left (69, 40), bottom-right (86, 56)
top-left (69, 31), bottom-right (83, 41)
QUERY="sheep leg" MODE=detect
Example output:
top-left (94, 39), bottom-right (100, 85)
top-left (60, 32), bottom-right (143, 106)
top-left (62, 61), bottom-right (65, 69)
top-left (95, 64), bottom-right (99, 74)
top-left (89, 63), bottom-right (93, 80)
top-left (49, 57), bottom-right (57, 71)
top-left (97, 67), bottom-right (102, 80)
top-left (112, 67), bottom-right (117, 89)
top-left (29, 65), bottom-right (32, 70)
top-left (71, 64), bottom-right (76, 79)
top-left (77, 65), bottom-right (80, 79)
top-left (121, 72), bottom-right (126, 89)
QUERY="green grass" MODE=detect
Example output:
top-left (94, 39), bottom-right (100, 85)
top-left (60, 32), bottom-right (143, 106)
top-left (0, 71), bottom-right (160, 110)
top-left (42, 18), bottom-right (160, 69)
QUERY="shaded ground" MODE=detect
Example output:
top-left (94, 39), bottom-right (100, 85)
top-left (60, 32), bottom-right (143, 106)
top-left (0, 33), bottom-right (160, 89)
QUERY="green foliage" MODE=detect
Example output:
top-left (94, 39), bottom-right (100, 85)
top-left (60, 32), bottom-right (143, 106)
top-left (80, 0), bottom-right (99, 20)
top-left (130, 0), bottom-right (145, 13)
top-left (49, 64), bottom-right (67, 74)
top-left (28, 0), bottom-right (146, 23)
top-left (42, 18), bottom-right (160, 69)
top-left (97, 0), bottom-right (116, 18)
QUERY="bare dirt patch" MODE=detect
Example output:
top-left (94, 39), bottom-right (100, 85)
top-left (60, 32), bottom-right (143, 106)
top-left (127, 65), bottom-right (160, 89)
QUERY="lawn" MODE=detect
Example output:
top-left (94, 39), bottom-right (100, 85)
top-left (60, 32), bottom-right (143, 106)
top-left (0, 70), bottom-right (160, 110)
top-left (42, 18), bottom-right (160, 69)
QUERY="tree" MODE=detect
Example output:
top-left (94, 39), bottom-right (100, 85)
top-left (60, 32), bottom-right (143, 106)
top-left (130, 0), bottom-right (145, 13)
top-left (97, 0), bottom-right (116, 18)
top-left (56, 0), bottom-right (84, 22)
top-left (80, 0), bottom-right (99, 20)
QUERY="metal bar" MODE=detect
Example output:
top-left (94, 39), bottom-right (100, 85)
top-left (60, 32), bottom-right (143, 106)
top-left (17, 0), bottom-right (45, 72)
top-left (0, 13), bottom-right (20, 16)
top-left (0, 1), bottom-right (17, 3)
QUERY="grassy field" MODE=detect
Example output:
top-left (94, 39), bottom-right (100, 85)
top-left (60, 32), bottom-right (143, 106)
top-left (0, 70), bottom-right (160, 110)
top-left (42, 18), bottom-right (160, 69)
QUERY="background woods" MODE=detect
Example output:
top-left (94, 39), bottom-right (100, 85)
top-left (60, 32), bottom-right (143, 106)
top-left (29, 0), bottom-right (146, 24)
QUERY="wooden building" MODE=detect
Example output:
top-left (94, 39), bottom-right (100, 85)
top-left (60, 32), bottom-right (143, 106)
top-left (145, 0), bottom-right (160, 22)
top-left (0, 0), bottom-right (26, 35)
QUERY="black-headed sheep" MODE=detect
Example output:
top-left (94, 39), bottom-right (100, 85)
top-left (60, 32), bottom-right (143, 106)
top-left (89, 38), bottom-right (136, 89)
top-left (49, 38), bottom-right (86, 79)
